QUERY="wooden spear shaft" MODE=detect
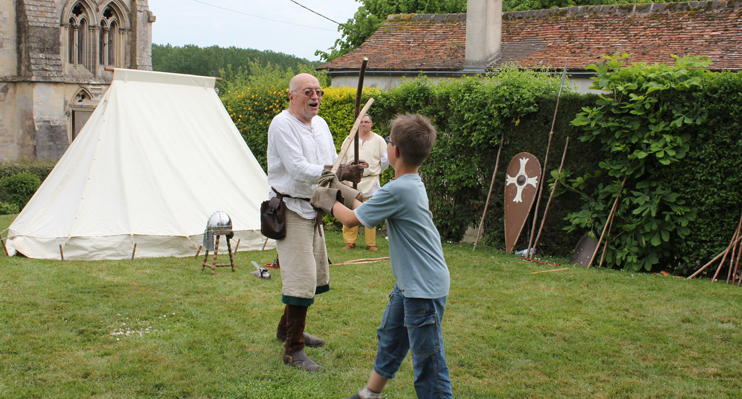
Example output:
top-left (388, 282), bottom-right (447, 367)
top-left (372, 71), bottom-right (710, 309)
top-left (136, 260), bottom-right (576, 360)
top-left (687, 235), bottom-right (742, 279)
top-left (531, 137), bottom-right (570, 256)
top-left (730, 236), bottom-right (742, 285)
top-left (587, 176), bottom-right (626, 268)
top-left (711, 210), bottom-right (742, 283)
top-left (331, 98), bottom-right (375, 175)
top-left (352, 58), bottom-right (369, 190)
top-left (473, 133), bottom-right (505, 252)
top-left (527, 62), bottom-right (568, 259)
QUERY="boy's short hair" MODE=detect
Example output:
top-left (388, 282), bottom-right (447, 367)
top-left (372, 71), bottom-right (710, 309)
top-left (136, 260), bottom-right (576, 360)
top-left (390, 113), bottom-right (437, 168)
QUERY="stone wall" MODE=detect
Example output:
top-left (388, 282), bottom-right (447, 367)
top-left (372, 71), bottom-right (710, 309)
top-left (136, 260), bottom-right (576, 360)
top-left (0, 0), bottom-right (17, 76)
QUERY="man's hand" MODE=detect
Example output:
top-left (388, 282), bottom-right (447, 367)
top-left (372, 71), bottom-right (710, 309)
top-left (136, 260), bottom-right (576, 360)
top-left (310, 187), bottom-right (343, 215)
top-left (337, 159), bottom-right (368, 183)
top-left (318, 170), bottom-right (362, 209)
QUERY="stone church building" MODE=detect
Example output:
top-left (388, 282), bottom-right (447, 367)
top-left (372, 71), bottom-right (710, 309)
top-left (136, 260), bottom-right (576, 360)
top-left (0, 0), bottom-right (155, 162)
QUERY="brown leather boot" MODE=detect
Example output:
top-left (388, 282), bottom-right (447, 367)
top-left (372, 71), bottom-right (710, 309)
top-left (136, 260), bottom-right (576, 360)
top-left (342, 243), bottom-right (356, 250)
top-left (283, 349), bottom-right (323, 371)
top-left (276, 325), bottom-right (325, 348)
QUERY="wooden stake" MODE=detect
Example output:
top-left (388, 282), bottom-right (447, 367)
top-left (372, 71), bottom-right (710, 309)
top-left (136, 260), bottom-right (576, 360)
top-left (353, 58), bottom-right (369, 190)
top-left (588, 177), bottom-right (626, 268)
top-left (687, 238), bottom-right (741, 279)
top-left (730, 237), bottom-right (742, 285)
top-left (712, 210), bottom-right (742, 283)
top-left (59, 244), bottom-right (64, 261)
top-left (234, 239), bottom-right (241, 254)
top-left (597, 206), bottom-right (617, 268)
top-left (473, 133), bottom-right (505, 252)
top-left (131, 243), bottom-right (137, 260)
top-left (195, 245), bottom-right (202, 260)
top-left (527, 62), bottom-right (568, 259)
top-left (261, 237), bottom-right (269, 251)
top-left (531, 137), bottom-right (570, 255)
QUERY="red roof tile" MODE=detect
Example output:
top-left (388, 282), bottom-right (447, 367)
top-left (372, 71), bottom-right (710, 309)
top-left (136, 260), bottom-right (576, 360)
top-left (319, 1), bottom-right (742, 73)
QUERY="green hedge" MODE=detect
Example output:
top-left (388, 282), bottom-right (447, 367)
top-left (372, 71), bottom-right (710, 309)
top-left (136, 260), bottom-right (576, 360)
top-left (0, 159), bottom-right (56, 182)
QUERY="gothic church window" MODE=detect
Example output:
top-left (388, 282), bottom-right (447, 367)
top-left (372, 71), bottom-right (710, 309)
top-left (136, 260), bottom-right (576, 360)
top-left (65, 1), bottom-right (94, 71)
top-left (98, 3), bottom-right (127, 68)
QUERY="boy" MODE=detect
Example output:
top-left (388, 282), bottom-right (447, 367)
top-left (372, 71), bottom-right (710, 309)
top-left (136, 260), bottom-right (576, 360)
top-left (311, 113), bottom-right (452, 399)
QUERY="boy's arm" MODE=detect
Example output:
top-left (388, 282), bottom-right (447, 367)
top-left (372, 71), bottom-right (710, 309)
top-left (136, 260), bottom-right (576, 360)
top-left (332, 199), bottom-right (363, 228)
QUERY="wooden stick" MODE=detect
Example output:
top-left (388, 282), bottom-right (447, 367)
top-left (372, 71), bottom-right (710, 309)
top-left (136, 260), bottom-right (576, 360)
top-left (519, 257), bottom-right (562, 266)
top-left (730, 237), bottom-right (742, 285)
top-left (712, 210), bottom-right (742, 283)
top-left (261, 237), bottom-right (269, 251)
top-left (473, 133), bottom-right (505, 252)
top-left (59, 244), bottom-right (64, 261)
top-left (532, 137), bottom-right (570, 255)
top-left (588, 177), bottom-right (626, 268)
top-left (331, 98), bottom-right (375, 174)
top-left (727, 230), bottom-right (740, 284)
top-left (353, 58), bottom-right (369, 190)
top-left (333, 256), bottom-right (389, 266)
top-left (527, 62), bottom-right (568, 259)
top-left (131, 243), bottom-right (137, 260)
top-left (195, 245), bottom-right (202, 260)
top-left (531, 268), bottom-right (570, 274)
top-left (687, 238), bottom-right (742, 279)
top-left (597, 206), bottom-right (617, 268)
top-left (234, 239), bottom-right (241, 254)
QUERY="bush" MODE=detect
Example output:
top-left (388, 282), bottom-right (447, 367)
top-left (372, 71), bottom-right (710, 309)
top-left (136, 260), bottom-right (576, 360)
top-left (0, 158), bottom-right (56, 183)
top-left (0, 172), bottom-right (41, 211)
top-left (0, 201), bottom-right (19, 215)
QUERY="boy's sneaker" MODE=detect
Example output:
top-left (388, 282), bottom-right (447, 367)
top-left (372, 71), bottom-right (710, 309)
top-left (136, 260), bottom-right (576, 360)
top-left (283, 349), bottom-right (323, 371)
top-left (344, 388), bottom-right (384, 399)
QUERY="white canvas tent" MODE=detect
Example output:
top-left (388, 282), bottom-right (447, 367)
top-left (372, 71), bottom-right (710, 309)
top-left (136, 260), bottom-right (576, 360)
top-left (6, 68), bottom-right (273, 260)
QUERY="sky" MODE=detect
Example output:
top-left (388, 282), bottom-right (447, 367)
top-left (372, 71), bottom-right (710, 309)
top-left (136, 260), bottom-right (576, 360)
top-left (149, 0), bottom-right (361, 61)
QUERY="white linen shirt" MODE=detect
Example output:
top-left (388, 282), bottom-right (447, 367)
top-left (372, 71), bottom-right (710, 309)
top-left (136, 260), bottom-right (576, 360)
top-left (267, 110), bottom-right (338, 219)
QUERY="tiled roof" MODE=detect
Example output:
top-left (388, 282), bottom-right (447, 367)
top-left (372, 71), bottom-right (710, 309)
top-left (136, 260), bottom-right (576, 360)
top-left (319, 1), bottom-right (742, 73)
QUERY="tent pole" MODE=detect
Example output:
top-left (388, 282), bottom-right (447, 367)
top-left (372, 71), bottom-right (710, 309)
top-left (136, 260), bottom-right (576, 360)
top-left (131, 243), bottom-right (137, 260)
top-left (195, 245), bottom-right (202, 260)
top-left (59, 245), bottom-right (64, 261)
top-left (234, 239), bottom-right (241, 254)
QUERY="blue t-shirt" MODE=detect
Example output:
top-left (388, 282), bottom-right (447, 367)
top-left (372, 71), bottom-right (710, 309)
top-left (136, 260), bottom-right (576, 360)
top-left (354, 174), bottom-right (450, 299)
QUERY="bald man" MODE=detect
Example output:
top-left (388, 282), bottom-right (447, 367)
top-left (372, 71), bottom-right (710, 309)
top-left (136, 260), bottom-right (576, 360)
top-left (266, 73), bottom-right (364, 371)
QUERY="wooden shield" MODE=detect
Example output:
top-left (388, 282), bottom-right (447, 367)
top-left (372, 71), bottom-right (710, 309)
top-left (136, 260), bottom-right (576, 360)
top-left (570, 232), bottom-right (599, 266)
top-left (504, 152), bottom-right (541, 254)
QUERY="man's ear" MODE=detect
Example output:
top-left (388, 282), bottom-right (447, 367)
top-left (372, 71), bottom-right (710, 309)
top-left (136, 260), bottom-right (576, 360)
top-left (394, 146), bottom-right (400, 158)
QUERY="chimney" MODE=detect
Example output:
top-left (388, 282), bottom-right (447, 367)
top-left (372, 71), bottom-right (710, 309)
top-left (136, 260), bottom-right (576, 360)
top-left (463, 0), bottom-right (502, 73)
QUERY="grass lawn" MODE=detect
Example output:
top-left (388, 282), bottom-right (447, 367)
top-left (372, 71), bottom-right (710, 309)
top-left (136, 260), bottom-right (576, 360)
top-left (1, 213), bottom-right (741, 398)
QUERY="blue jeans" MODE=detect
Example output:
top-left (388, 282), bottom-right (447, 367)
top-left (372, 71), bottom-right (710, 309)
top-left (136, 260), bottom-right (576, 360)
top-left (373, 284), bottom-right (453, 398)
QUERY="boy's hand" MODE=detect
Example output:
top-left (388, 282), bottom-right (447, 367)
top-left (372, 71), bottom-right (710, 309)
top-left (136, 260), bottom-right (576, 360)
top-left (310, 187), bottom-right (342, 215)
top-left (318, 170), bottom-right (362, 209)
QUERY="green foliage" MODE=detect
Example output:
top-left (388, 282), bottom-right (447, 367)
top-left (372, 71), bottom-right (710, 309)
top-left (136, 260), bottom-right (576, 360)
top-left (0, 201), bottom-right (19, 215)
top-left (0, 158), bottom-right (56, 182)
top-left (0, 172), bottom-right (41, 211)
top-left (152, 44), bottom-right (319, 79)
top-left (567, 54), bottom-right (711, 272)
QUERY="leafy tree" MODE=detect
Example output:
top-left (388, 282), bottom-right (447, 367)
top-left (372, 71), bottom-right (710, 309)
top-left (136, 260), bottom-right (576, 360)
top-left (152, 44), bottom-right (319, 81)
top-left (319, 0), bottom-right (685, 62)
